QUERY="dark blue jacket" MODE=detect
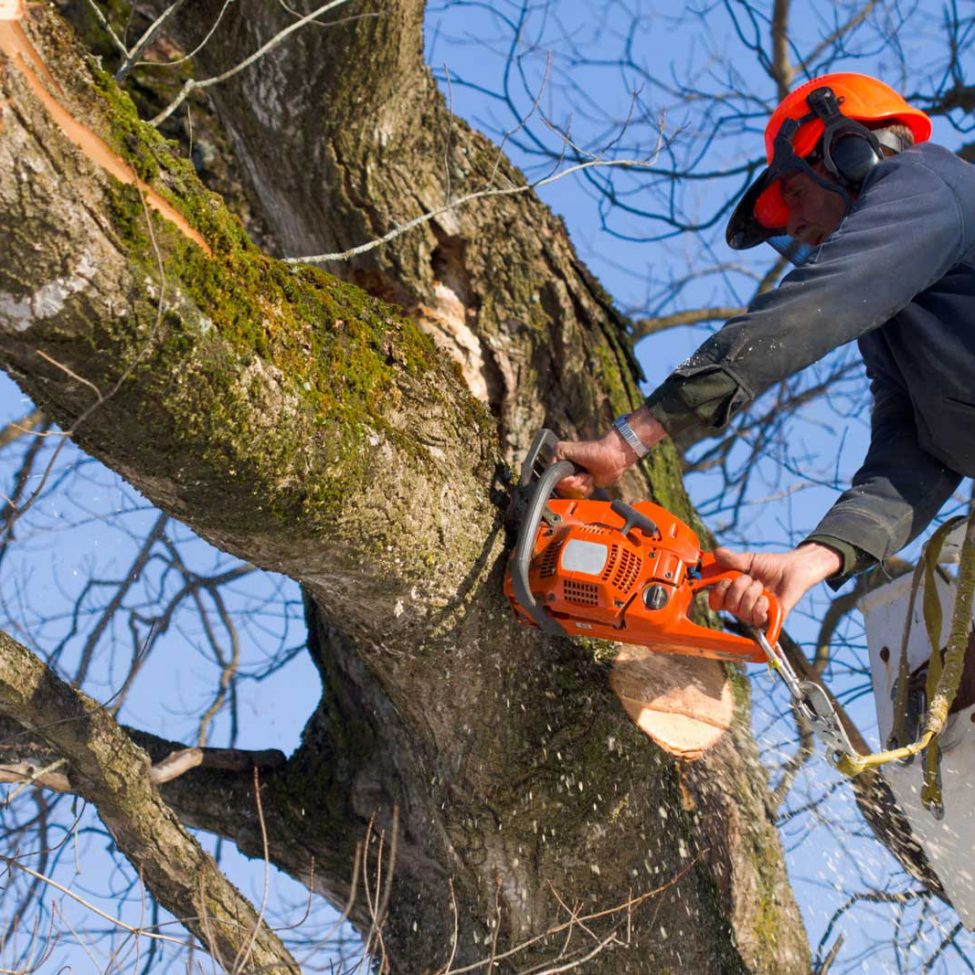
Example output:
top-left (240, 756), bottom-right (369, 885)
top-left (645, 142), bottom-right (975, 577)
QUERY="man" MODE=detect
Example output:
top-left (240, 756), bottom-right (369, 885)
top-left (557, 73), bottom-right (975, 627)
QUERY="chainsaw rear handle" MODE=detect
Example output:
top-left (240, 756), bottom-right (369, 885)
top-left (691, 551), bottom-right (784, 647)
top-left (511, 430), bottom-right (579, 635)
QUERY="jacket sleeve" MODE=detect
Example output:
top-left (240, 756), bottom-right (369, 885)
top-left (645, 150), bottom-right (966, 439)
top-left (803, 370), bottom-right (961, 577)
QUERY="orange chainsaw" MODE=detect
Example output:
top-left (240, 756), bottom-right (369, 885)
top-left (504, 430), bottom-right (783, 662)
top-left (503, 430), bottom-right (858, 765)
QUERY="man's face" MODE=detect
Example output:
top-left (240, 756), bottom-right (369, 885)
top-left (779, 165), bottom-right (849, 246)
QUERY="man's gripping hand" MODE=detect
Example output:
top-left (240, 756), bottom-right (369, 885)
top-left (554, 407), bottom-right (666, 497)
top-left (708, 543), bottom-right (843, 627)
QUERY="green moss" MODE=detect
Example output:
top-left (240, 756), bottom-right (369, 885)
top-left (576, 637), bottom-right (619, 665)
top-left (726, 664), bottom-right (752, 713)
top-left (752, 886), bottom-right (781, 955)
top-left (593, 343), bottom-right (632, 417)
top-left (89, 58), bottom-right (261, 251)
top-left (90, 133), bottom-right (449, 533)
top-left (90, 66), bottom-right (169, 183)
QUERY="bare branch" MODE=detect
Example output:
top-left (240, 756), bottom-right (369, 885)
top-left (801, 3), bottom-right (878, 75)
top-left (115, 0), bottom-right (191, 81)
top-left (289, 155), bottom-right (663, 265)
top-left (1, 857), bottom-right (192, 948)
top-left (82, 0), bottom-right (129, 60)
top-left (0, 410), bottom-right (44, 451)
top-left (632, 306), bottom-right (745, 338)
top-left (770, 0), bottom-right (794, 97)
top-left (150, 0), bottom-right (358, 126)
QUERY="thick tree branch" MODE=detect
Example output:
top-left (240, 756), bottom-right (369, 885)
top-left (0, 717), bottom-right (287, 793)
top-left (0, 627), bottom-right (302, 972)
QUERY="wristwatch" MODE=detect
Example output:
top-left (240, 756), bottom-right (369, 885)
top-left (613, 414), bottom-right (649, 459)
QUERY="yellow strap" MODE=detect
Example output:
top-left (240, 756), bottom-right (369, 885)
top-left (836, 506), bottom-right (975, 779)
top-left (925, 511), bottom-right (975, 734)
top-left (919, 525), bottom-right (951, 809)
top-left (919, 517), bottom-right (963, 735)
top-left (888, 560), bottom-right (924, 749)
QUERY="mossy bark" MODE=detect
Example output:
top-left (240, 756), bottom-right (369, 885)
top-left (0, 5), bottom-right (810, 972)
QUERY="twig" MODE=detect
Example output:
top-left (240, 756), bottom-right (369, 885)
top-left (232, 768), bottom-right (272, 974)
top-left (1, 857), bottom-right (193, 948)
top-left (530, 929), bottom-right (619, 974)
top-left (83, 0), bottom-right (129, 60)
top-left (116, 0), bottom-right (191, 81)
top-left (442, 853), bottom-right (705, 975)
top-left (551, 881), bottom-right (625, 949)
top-left (130, 0), bottom-right (237, 74)
top-left (817, 934), bottom-right (844, 974)
top-left (434, 879), bottom-right (459, 975)
top-left (150, 0), bottom-right (356, 126)
top-left (374, 807), bottom-right (398, 944)
top-left (288, 157), bottom-right (661, 266)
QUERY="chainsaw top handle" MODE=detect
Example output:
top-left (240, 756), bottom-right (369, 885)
top-left (690, 551), bottom-right (784, 647)
top-left (511, 430), bottom-right (579, 635)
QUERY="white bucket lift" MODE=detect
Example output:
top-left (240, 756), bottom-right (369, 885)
top-left (860, 530), bottom-right (975, 930)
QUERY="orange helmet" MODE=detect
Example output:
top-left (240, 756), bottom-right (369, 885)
top-left (727, 73), bottom-right (932, 252)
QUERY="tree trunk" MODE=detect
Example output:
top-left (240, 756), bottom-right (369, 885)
top-left (0, 4), bottom-right (809, 971)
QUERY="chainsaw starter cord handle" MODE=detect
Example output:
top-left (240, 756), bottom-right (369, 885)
top-left (692, 554), bottom-right (784, 647)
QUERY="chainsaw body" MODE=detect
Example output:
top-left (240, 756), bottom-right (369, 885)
top-left (504, 430), bottom-right (782, 663)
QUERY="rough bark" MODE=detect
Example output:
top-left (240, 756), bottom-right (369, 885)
top-left (0, 4), bottom-right (810, 972)
top-left (154, 0), bottom-right (649, 465)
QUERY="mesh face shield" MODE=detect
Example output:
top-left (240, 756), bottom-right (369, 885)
top-left (765, 235), bottom-right (817, 267)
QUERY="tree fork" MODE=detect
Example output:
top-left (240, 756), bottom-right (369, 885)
top-left (0, 5), bottom-right (811, 972)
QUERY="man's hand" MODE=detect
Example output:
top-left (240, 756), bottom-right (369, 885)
top-left (707, 542), bottom-right (844, 627)
top-left (555, 407), bottom-right (666, 497)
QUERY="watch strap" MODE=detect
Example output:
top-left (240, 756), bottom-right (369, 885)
top-left (613, 415), bottom-right (649, 459)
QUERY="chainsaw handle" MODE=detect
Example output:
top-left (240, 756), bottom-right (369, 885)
top-left (690, 552), bottom-right (784, 647)
top-left (511, 434), bottom-right (580, 636)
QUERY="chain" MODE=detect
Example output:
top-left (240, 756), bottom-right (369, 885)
top-left (752, 630), bottom-right (859, 769)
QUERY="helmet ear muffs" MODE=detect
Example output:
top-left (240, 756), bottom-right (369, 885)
top-left (829, 132), bottom-right (884, 186)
